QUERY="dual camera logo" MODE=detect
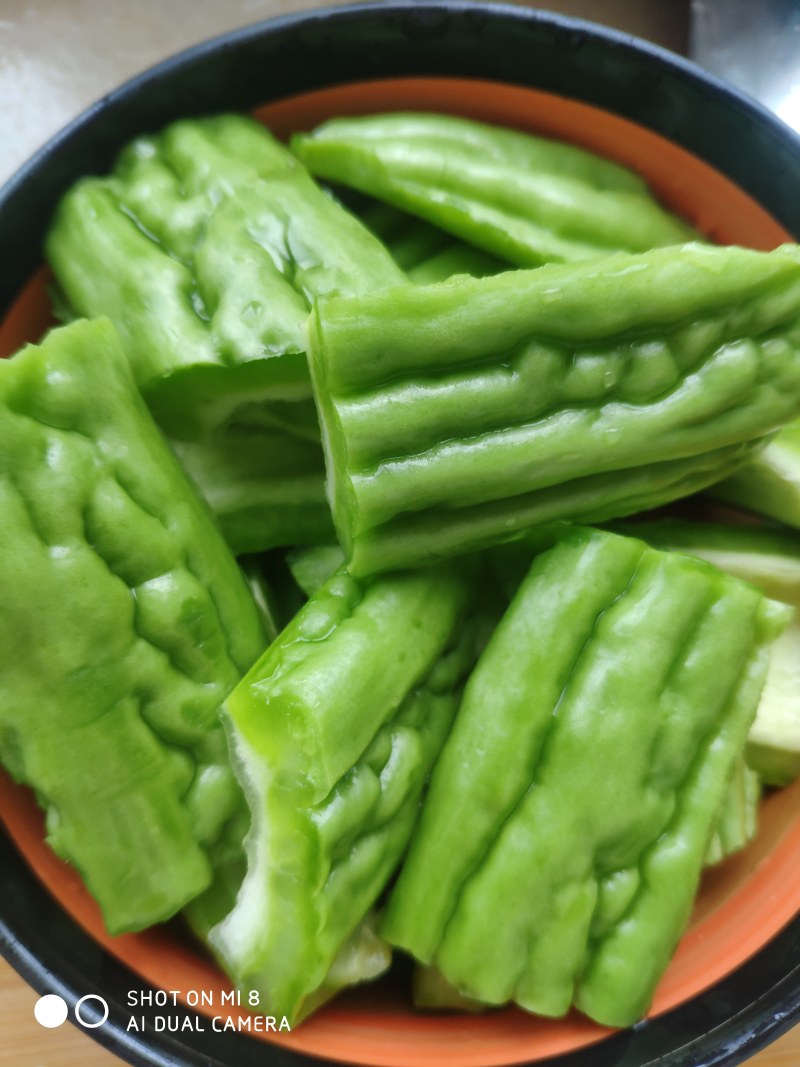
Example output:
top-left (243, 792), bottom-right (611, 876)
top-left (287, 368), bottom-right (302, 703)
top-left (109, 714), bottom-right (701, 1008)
top-left (34, 993), bottom-right (109, 1029)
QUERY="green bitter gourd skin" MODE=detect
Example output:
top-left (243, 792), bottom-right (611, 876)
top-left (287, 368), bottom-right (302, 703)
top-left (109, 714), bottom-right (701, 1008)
top-left (710, 418), bottom-right (800, 529)
top-left (408, 243), bottom-right (506, 285)
top-left (209, 561), bottom-right (475, 1022)
top-left (412, 965), bottom-right (487, 1013)
top-left (309, 242), bottom-right (800, 575)
top-left (613, 519), bottom-right (800, 786)
top-left (291, 113), bottom-right (696, 267)
top-left (286, 544), bottom-right (347, 599)
top-left (491, 523), bottom-right (769, 865)
top-left (380, 528), bottom-right (790, 1028)
top-left (415, 755), bottom-right (750, 1017)
top-left (46, 116), bottom-right (404, 437)
top-left (416, 755), bottom-right (760, 1009)
top-left (47, 116), bottom-right (401, 550)
top-left (170, 426), bottom-right (334, 556)
top-left (0, 319), bottom-right (266, 934)
top-left (359, 199), bottom-right (506, 282)
top-left (358, 200), bottom-right (454, 271)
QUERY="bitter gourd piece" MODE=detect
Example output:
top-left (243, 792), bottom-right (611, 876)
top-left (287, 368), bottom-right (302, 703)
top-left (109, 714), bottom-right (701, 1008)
top-left (615, 519), bottom-right (800, 786)
top-left (310, 243), bottom-right (800, 574)
top-left (47, 115), bottom-right (404, 440)
top-left (170, 426), bottom-right (333, 555)
top-left (381, 528), bottom-right (789, 1027)
top-left (210, 562), bottom-right (475, 1022)
top-left (292, 113), bottom-right (696, 266)
top-left (0, 319), bottom-right (265, 934)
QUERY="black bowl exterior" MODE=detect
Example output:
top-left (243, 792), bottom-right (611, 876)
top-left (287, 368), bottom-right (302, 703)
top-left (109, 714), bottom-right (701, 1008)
top-left (1, 4), bottom-right (799, 1066)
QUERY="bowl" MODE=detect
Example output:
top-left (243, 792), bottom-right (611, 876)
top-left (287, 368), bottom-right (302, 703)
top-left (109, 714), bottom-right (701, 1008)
top-left (1, 4), bottom-right (800, 1066)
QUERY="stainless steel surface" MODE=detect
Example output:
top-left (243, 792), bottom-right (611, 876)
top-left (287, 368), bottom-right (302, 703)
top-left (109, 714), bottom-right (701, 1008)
top-left (692, 0), bottom-right (800, 129)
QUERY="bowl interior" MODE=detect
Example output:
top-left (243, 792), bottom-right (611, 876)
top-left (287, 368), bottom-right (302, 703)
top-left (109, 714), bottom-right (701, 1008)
top-left (1, 76), bottom-right (799, 1067)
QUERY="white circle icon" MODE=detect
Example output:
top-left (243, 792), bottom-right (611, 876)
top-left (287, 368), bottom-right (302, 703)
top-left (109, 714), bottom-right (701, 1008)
top-left (34, 994), bottom-right (68, 1028)
top-left (75, 994), bottom-right (109, 1028)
